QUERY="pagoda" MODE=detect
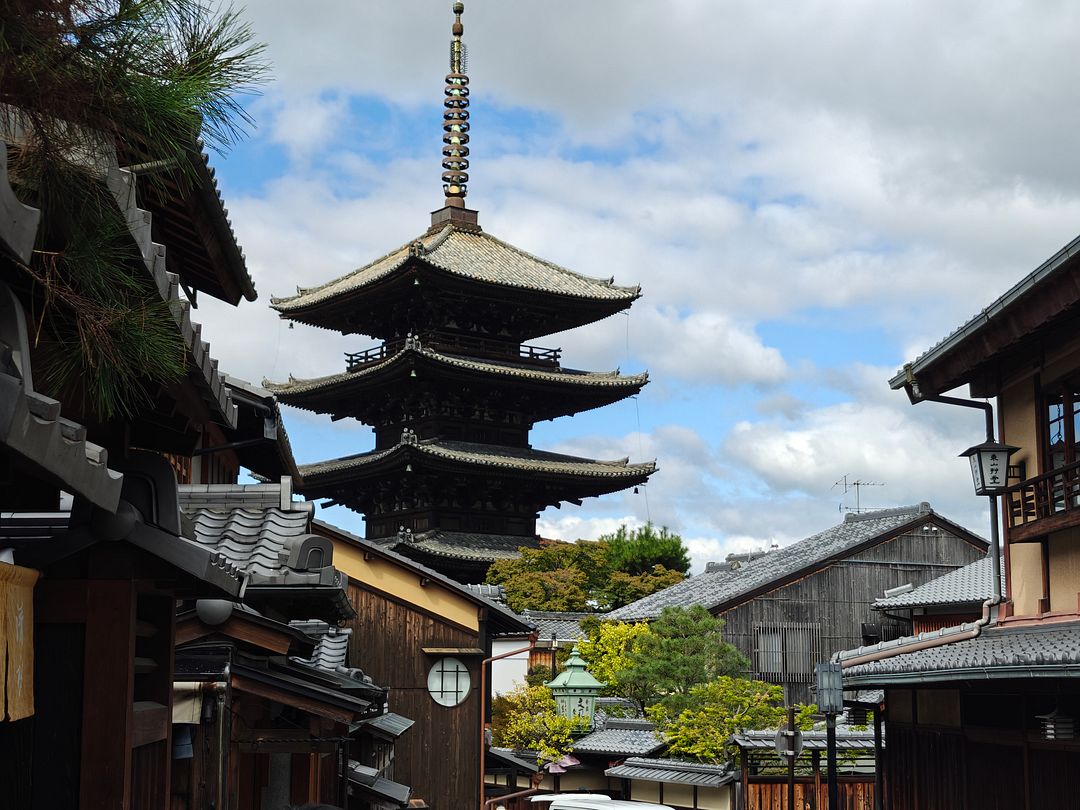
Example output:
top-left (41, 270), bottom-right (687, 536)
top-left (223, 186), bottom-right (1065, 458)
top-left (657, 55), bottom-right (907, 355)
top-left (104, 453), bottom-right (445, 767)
top-left (266, 2), bottom-right (655, 582)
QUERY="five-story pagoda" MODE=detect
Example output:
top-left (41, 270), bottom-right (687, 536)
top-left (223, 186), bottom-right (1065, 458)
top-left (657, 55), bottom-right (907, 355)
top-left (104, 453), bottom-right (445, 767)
top-left (266, 2), bottom-right (655, 582)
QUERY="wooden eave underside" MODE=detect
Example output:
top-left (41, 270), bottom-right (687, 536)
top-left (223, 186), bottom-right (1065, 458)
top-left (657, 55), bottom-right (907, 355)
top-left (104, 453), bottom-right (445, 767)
top-left (903, 268), bottom-right (1080, 399)
top-left (119, 139), bottom-right (255, 305)
top-left (298, 445), bottom-right (654, 503)
top-left (270, 350), bottom-right (645, 423)
top-left (275, 258), bottom-right (637, 341)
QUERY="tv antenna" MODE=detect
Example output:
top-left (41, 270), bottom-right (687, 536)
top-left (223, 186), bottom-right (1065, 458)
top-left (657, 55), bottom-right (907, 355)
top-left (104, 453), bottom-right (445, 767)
top-left (831, 475), bottom-right (885, 513)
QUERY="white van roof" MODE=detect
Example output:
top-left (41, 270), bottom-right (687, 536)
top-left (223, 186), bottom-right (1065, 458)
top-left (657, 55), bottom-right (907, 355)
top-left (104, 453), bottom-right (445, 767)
top-left (536, 798), bottom-right (673, 810)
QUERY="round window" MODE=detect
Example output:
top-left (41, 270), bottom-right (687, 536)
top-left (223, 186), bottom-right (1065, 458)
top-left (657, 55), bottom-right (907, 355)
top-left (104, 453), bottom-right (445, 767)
top-left (427, 657), bottom-right (471, 707)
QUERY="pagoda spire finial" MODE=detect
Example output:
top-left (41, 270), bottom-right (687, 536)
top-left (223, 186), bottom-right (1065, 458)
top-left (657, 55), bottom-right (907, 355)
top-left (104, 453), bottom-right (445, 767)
top-left (441, 1), bottom-right (470, 209)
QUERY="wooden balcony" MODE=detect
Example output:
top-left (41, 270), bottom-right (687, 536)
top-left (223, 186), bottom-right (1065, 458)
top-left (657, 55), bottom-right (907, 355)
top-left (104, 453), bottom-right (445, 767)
top-left (345, 331), bottom-right (561, 373)
top-left (1005, 459), bottom-right (1080, 541)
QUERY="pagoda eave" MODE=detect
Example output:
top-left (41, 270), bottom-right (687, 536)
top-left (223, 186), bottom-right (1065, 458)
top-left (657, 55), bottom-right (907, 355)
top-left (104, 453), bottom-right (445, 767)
top-left (264, 348), bottom-right (647, 422)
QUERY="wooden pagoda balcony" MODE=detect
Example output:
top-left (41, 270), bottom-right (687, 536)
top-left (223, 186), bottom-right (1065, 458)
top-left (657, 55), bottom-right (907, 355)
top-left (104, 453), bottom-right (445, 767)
top-left (345, 331), bottom-right (561, 373)
top-left (1005, 460), bottom-right (1080, 541)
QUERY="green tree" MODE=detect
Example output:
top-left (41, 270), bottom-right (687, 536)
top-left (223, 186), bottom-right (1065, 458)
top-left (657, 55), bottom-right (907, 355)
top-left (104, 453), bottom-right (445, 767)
top-left (486, 532), bottom-right (687, 612)
top-left (577, 619), bottom-right (653, 696)
top-left (491, 684), bottom-right (582, 764)
top-left (1, 0), bottom-right (266, 417)
top-left (648, 677), bottom-right (814, 763)
top-left (605, 565), bottom-right (687, 610)
top-left (619, 605), bottom-right (749, 715)
top-left (603, 523), bottom-right (691, 575)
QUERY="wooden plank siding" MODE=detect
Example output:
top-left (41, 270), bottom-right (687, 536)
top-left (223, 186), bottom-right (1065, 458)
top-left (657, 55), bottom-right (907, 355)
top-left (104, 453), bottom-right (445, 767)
top-left (345, 582), bottom-right (483, 810)
top-left (718, 526), bottom-right (986, 704)
top-left (746, 780), bottom-right (873, 810)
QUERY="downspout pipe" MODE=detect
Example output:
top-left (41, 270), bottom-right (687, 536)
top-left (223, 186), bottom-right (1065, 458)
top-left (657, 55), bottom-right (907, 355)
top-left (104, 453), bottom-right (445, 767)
top-left (480, 637), bottom-right (537, 810)
top-left (839, 384), bottom-right (1004, 671)
top-left (840, 595), bottom-right (999, 670)
top-left (908, 388), bottom-right (1002, 605)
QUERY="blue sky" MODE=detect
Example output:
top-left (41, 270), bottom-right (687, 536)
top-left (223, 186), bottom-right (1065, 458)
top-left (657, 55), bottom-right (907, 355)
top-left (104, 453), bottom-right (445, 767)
top-left (194, 0), bottom-right (1080, 572)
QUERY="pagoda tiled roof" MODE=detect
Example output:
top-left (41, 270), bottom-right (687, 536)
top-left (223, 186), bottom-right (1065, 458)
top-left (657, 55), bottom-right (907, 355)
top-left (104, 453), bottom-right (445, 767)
top-left (263, 346), bottom-right (646, 399)
top-left (298, 436), bottom-right (656, 482)
top-left (376, 530), bottom-right (535, 562)
top-left (270, 224), bottom-right (640, 312)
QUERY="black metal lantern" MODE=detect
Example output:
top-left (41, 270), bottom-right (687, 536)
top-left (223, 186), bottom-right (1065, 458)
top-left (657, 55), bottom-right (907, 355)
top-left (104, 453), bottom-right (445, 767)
top-left (959, 440), bottom-right (1019, 496)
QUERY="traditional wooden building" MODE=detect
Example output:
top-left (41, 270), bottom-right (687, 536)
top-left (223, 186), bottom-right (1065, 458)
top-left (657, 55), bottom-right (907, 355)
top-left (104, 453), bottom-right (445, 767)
top-left (0, 126), bottom-right (261, 809)
top-left (172, 605), bottom-right (391, 810)
top-left (607, 504), bottom-right (987, 703)
top-left (872, 554), bottom-right (1002, 635)
top-left (264, 2), bottom-right (654, 583)
top-left (838, 230), bottom-right (1080, 809)
top-left (313, 518), bottom-right (534, 810)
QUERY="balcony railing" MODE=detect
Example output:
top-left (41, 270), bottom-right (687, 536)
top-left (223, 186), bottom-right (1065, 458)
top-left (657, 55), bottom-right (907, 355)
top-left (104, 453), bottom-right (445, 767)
top-left (345, 331), bottom-right (561, 373)
top-left (1004, 459), bottom-right (1080, 540)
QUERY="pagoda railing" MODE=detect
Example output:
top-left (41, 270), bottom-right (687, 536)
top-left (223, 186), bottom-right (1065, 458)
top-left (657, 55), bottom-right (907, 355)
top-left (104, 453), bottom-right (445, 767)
top-left (1004, 459), bottom-right (1080, 541)
top-left (345, 331), bottom-right (561, 373)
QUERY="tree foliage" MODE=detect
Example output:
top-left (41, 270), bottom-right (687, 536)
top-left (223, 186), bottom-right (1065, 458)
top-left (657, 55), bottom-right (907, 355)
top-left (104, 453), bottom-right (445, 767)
top-left (1, 0), bottom-right (266, 417)
top-left (577, 619), bottom-right (652, 694)
top-left (605, 523), bottom-right (691, 575)
top-left (490, 684), bottom-right (582, 765)
top-left (619, 605), bottom-right (749, 714)
top-left (647, 677), bottom-right (815, 763)
top-left (486, 528), bottom-right (689, 613)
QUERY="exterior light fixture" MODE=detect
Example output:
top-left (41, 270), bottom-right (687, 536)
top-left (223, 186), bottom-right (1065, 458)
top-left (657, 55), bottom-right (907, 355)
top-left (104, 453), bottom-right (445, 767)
top-left (960, 440), bottom-right (1019, 496)
top-left (546, 645), bottom-right (604, 731)
top-left (816, 661), bottom-right (844, 715)
top-left (1037, 709), bottom-right (1075, 741)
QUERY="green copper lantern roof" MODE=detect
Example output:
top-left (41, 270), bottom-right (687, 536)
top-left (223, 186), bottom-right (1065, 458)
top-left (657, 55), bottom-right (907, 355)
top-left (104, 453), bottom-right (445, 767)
top-left (546, 645), bottom-right (604, 690)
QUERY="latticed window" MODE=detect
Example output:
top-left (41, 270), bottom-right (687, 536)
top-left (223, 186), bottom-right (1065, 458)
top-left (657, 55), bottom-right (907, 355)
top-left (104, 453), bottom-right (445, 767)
top-left (752, 622), bottom-right (821, 684)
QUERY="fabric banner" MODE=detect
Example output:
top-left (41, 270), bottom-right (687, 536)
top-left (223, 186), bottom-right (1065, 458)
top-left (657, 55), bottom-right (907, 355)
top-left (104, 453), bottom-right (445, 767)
top-left (0, 563), bottom-right (40, 721)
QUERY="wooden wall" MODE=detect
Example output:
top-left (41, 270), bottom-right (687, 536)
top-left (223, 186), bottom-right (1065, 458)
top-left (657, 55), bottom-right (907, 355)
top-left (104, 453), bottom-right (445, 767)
top-left (718, 525), bottom-right (985, 703)
top-left (883, 680), bottom-right (1080, 810)
top-left (745, 780), bottom-right (873, 810)
top-left (346, 582), bottom-right (483, 810)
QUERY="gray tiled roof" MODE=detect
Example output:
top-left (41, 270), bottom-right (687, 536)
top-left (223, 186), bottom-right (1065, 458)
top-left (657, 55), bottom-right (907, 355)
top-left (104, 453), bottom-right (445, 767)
top-left (604, 758), bottom-right (734, 787)
top-left (106, 156), bottom-right (237, 427)
top-left (731, 728), bottom-right (878, 751)
top-left (839, 621), bottom-right (1080, 686)
top-left (607, 504), bottom-right (958, 621)
top-left (300, 437), bottom-right (656, 482)
top-left (465, 583), bottom-right (507, 601)
top-left (313, 519), bottom-right (533, 636)
top-left (380, 530), bottom-right (534, 562)
top-left (0, 348), bottom-right (123, 513)
top-left (347, 761), bottom-right (411, 807)
top-left (272, 225), bottom-right (640, 312)
top-left (264, 346), bottom-right (646, 400)
top-left (300, 438), bottom-right (660, 481)
top-left (0, 168), bottom-right (122, 512)
top-left (187, 507), bottom-right (337, 587)
top-left (0, 140), bottom-right (39, 262)
top-left (520, 610), bottom-right (590, 642)
top-left (179, 481), bottom-right (301, 514)
top-left (289, 620), bottom-right (351, 671)
top-left (874, 554), bottom-right (1000, 609)
top-left (572, 719), bottom-right (665, 756)
top-left (365, 712), bottom-right (415, 739)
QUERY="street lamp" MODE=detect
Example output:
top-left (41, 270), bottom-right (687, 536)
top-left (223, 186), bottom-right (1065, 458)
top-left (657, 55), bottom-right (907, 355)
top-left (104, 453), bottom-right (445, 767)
top-left (816, 662), bottom-right (843, 810)
top-left (959, 440), bottom-right (1019, 496)
top-left (960, 439), bottom-right (1018, 606)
